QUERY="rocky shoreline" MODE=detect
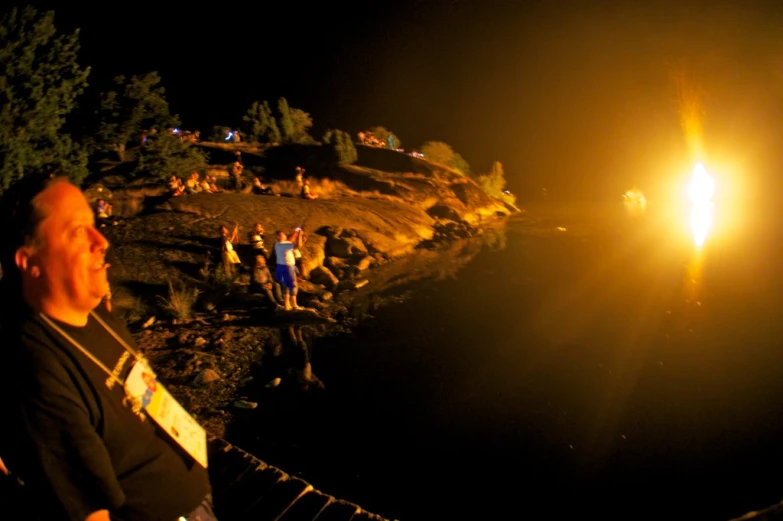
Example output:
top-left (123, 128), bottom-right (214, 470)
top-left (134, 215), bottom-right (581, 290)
top-left (117, 220), bottom-right (511, 439)
top-left (93, 145), bottom-right (519, 438)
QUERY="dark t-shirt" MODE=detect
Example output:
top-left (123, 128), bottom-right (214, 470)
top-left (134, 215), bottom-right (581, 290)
top-left (252, 265), bottom-right (273, 287)
top-left (0, 305), bottom-right (210, 521)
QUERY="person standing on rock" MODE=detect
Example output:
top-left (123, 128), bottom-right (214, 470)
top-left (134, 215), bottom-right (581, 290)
top-left (230, 159), bottom-right (244, 191)
top-left (248, 223), bottom-right (268, 258)
top-left (0, 174), bottom-right (216, 521)
top-left (274, 227), bottom-right (304, 311)
top-left (220, 223), bottom-right (241, 278)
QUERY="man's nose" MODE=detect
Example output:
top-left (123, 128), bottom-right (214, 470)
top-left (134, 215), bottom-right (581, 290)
top-left (90, 226), bottom-right (110, 252)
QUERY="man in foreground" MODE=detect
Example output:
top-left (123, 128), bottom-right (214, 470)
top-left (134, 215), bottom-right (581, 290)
top-left (0, 174), bottom-right (216, 521)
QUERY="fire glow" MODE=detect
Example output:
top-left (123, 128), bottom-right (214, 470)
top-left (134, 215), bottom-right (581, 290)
top-left (688, 162), bottom-right (715, 248)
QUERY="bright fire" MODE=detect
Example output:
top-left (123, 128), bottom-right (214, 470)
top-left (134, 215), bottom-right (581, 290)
top-left (688, 162), bottom-right (715, 248)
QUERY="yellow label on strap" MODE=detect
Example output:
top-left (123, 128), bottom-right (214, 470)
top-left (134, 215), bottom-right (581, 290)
top-left (125, 361), bottom-right (208, 468)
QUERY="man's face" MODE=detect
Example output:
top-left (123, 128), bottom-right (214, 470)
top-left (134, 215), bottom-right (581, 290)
top-left (254, 224), bottom-right (263, 234)
top-left (25, 181), bottom-right (111, 313)
top-left (277, 231), bottom-right (286, 242)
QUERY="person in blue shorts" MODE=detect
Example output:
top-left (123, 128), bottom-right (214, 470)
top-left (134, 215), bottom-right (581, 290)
top-left (274, 227), bottom-right (304, 310)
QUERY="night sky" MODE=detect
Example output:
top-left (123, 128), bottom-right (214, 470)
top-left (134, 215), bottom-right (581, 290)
top-left (23, 1), bottom-right (783, 202)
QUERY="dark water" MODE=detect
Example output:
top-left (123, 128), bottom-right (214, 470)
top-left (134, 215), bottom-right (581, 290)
top-left (232, 202), bottom-right (783, 520)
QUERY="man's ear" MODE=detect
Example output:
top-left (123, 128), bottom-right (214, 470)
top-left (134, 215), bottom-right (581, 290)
top-left (15, 245), bottom-right (35, 275)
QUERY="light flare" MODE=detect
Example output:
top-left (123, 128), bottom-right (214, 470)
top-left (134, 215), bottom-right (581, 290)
top-left (688, 162), bottom-right (715, 248)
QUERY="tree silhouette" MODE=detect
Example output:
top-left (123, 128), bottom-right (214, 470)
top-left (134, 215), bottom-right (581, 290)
top-left (96, 72), bottom-right (177, 162)
top-left (477, 160), bottom-right (515, 205)
top-left (0, 6), bottom-right (90, 192)
top-left (134, 131), bottom-right (208, 182)
top-left (277, 97), bottom-right (295, 143)
top-left (420, 141), bottom-right (471, 176)
top-left (277, 98), bottom-right (313, 144)
top-left (243, 100), bottom-right (281, 144)
top-left (329, 129), bottom-right (357, 164)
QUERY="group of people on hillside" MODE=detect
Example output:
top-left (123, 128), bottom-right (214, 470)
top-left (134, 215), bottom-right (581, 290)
top-left (230, 156), bottom-right (274, 195)
top-left (140, 127), bottom-right (200, 145)
top-left (169, 172), bottom-right (223, 196)
top-left (220, 221), bottom-right (307, 311)
top-left (165, 146), bottom-right (322, 200)
top-left (357, 130), bottom-right (391, 148)
top-left (294, 166), bottom-right (318, 199)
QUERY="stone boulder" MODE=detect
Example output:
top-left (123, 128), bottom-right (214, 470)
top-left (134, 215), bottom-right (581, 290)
top-left (308, 266), bottom-right (340, 290)
top-left (316, 225), bottom-right (343, 238)
top-left (426, 203), bottom-right (462, 222)
top-left (324, 256), bottom-right (348, 271)
top-left (299, 234), bottom-right (326, 278)
top-left (327, 236), bottom-right (368, 257)
top-left (355, 256), bottom-right (373, 271)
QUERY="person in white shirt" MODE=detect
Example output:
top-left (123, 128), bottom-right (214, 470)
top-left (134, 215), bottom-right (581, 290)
top-left (274, 227), bottom-right (304, 310)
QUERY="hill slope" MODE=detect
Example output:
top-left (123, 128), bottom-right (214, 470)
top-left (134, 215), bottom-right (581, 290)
top-left (96, 142), bottom-right (517, 293)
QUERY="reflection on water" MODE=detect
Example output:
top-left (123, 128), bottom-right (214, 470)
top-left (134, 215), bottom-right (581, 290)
top-left (481, 226), bottom-right (507, 252)
top-left (255, 325), bottom-right (324, 392)
top-left (232, 203), bottom-right (783, 521)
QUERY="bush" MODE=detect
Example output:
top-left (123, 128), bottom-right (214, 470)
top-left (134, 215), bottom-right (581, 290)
top-left (157, 280), bottom-right (200, 321)
top-left (329, 129), bottom-right (357, 164)
top-left (420, 141), bottom-right (470, 176)
top-left (133, 131), bottom-right (209, 181)
top-left (476, 161), bottom-right (516, 206)
top-left (109, 286), bottom-right (149, 324)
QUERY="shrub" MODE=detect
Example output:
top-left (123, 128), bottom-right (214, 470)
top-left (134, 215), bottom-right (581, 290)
top-left (157, 280), bottom-right (200, 321)
top-left (109, 286), bottom-right (149, 324)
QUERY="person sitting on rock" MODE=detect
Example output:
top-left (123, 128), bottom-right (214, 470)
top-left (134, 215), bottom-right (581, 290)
top-left (250, 255), bottom-right (283, 307)
top-left (199, 174), bottom-right (213, 193)
top-left (220, 224), bottom-right (241, 278)
top-left (274, 227), bottom-right (304, 311)
top-left (301, 179), bottom-right (318, 200)
top-left (208, 176), bottom-right (221, 193)
top-left (96, 198), bottom-right (112, 219)
top-left (95, 198), bottom-right (114, 228)
top-left (168, 176), bottom-right (185, 196)
top-left (185, 173), bottom-right (202, 194)
top-left (252, 177), bottom-right (273, 195)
